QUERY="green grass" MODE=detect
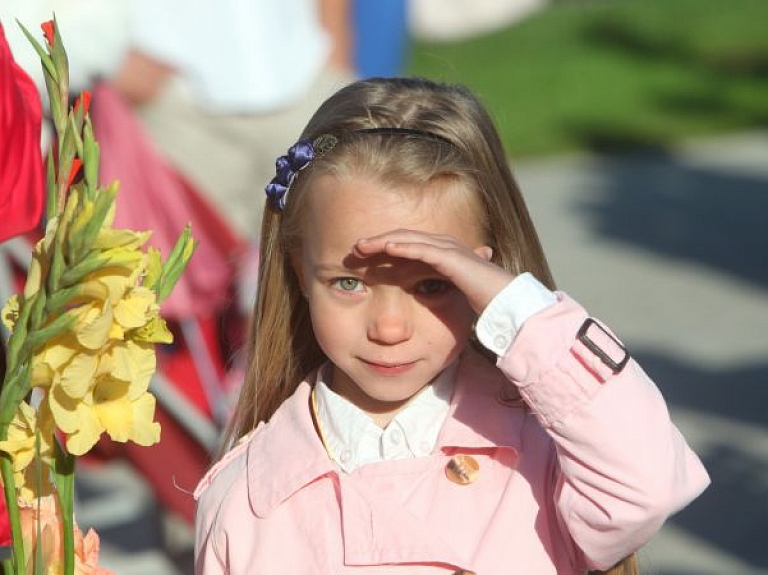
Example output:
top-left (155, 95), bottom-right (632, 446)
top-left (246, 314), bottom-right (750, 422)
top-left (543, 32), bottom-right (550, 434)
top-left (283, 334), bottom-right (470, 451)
top-left (406, 0), bottom-right (768, 157)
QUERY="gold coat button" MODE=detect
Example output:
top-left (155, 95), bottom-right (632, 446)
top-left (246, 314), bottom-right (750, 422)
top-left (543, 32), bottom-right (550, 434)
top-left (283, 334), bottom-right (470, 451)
top-left (453, 571), bottom-right (476, 575)
top-left (445, 454), bottom-right (480, 485)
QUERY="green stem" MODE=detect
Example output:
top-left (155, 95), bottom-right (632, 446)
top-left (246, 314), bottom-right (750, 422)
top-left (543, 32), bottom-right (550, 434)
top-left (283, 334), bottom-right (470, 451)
top-left (0, 366), bottom-right (31, 431)
top-left (1, 456), bottom-right (26, 575)
top-left (52, 443), bottom-right (75, 575)
top-left (0, 359), bottom-right (31, 575)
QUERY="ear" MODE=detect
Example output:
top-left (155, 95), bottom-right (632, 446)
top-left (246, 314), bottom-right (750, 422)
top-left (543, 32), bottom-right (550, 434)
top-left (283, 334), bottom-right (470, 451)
top-left (474, 245), bottom-right (493, 262)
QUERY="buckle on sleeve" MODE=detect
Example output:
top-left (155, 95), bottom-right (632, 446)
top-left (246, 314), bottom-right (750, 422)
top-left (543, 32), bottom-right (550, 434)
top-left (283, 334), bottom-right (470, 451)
top-left (576, 318), bottom-right (630, 374)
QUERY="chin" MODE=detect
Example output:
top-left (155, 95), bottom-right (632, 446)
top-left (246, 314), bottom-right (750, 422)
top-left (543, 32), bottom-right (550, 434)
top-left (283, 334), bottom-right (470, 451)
top-left (364, 377), bottom-right (432, 403)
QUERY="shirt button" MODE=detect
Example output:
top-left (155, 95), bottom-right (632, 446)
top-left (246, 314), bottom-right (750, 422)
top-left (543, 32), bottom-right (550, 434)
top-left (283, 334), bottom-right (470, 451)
top-left (419, 440), bottom-right (432, 455)
top-left (339, 450), bottom-right (351, 463)
top-left (493, 334), bottom-right (509, 350)
top-left (389, 429), bottom-right (402, 444)
top-left (445, 455), bottom-right (480, 485)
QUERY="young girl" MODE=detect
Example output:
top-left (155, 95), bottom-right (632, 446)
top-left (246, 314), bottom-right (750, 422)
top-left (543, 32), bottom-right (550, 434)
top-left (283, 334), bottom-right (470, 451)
top-left (194, 77), bottom-right (709, 575)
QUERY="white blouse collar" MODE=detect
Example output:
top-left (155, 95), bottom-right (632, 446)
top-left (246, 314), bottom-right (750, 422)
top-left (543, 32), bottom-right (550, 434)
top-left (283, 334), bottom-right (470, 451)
top-left (313, 362), bottom-right (457, 474)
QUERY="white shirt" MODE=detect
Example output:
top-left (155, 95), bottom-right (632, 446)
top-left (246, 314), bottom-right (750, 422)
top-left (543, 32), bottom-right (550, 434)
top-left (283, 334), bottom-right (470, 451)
top-left (314, 272), bottom-right (557, 473)
top-left (130, 0), bottom-right (331, 112)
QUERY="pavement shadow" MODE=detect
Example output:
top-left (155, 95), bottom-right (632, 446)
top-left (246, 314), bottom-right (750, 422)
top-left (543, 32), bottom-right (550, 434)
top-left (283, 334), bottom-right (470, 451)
top-left (566, 147), bottom-right (768, 570)
top-left (634, 348), bottom-right (768, 571)
top-left (574, 150), bottom-right (768, 289)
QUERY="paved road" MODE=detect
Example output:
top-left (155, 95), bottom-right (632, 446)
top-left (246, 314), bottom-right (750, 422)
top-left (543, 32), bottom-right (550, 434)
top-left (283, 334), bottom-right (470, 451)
top-left (80, 131), bottom-right (768, 574)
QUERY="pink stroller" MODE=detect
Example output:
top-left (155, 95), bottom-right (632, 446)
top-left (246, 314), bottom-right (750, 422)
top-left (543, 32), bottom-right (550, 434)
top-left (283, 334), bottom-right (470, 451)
top-left (0, 81), bottom-right (249, 530)
top-left (86, 83), bottom-right (249, 525)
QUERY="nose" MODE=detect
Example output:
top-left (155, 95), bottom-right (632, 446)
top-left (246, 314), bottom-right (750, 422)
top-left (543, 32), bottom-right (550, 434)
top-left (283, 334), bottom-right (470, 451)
top-left (367, 289), bottom-right (413, 345)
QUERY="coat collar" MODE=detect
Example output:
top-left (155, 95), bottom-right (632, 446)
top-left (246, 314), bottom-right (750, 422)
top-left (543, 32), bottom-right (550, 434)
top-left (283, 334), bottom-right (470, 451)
top-left (246, 380), bottom-right (335, 518)
top-left (247, 348), bottom-right (525, 517)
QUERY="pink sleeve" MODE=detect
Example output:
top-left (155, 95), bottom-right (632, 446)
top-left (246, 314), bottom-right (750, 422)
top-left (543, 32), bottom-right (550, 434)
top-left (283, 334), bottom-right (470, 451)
top-left (499, 293), bottom-right (710, 571)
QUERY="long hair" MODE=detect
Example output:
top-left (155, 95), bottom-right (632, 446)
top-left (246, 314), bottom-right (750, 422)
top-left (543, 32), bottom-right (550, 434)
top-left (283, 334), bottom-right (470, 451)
top-left (225, 77), bottom-right (554, 443)
top-left (225, 77), bottom-right (637, 575)
top-left (591, 554), bottom-right (641, 575)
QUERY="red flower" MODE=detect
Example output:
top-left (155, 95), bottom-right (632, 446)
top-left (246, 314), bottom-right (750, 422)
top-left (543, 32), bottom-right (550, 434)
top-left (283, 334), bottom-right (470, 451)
top-left (41, 21), bottom-right (55, 47)
top-left (74, 91), bottom-right (92, 116)
top-left (67, 158), bottom-right (82, 188)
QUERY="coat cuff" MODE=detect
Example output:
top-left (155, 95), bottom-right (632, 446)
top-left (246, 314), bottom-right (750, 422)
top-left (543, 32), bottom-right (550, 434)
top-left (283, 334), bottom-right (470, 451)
top-left (498, 294), bottom-right (629, 427)
top-left (475, 272), bottom-right (558, 356)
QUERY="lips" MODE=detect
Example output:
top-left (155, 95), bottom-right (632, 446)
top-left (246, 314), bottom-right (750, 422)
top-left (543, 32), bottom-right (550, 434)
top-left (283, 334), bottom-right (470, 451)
top-left (360, 359), bottom-right (417, 375)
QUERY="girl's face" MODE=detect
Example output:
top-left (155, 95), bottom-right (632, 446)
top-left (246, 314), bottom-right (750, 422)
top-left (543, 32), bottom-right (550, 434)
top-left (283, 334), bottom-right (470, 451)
top-left (292, 173), bottom-right (486, 426)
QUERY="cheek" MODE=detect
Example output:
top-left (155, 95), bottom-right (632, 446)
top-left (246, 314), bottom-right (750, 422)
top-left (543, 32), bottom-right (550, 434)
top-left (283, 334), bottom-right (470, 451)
top-left (306, 293), bottom-right (353, 353)
top-left (425, 298), bottom-right (476, 340)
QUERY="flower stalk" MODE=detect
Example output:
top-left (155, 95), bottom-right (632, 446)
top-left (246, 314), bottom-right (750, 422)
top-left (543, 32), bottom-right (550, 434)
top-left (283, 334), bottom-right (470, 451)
top-left (1, 17), bottom-right (196, 575)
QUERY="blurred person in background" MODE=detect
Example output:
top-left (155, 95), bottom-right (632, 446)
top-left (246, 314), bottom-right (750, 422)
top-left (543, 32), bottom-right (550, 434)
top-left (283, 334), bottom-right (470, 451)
top-left (111, 0), bottom-right (354, 249)
top-left (352, 0), bottom-right (409, 78)
top-left (410, 0), bottom-right (547, 42)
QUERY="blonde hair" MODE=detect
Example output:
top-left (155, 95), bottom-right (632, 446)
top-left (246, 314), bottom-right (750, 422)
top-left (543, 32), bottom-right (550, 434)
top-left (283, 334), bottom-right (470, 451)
top-left (226, 77), bottom-right (553, 441)
top-left (226, 77), bottom-right (638, 575)
top-left (590, 554), bottom-right (641, 575)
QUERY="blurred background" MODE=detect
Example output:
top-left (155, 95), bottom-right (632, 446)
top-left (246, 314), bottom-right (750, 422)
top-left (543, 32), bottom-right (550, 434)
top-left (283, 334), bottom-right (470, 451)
top-left (1, 0), bottom-right (767, 573)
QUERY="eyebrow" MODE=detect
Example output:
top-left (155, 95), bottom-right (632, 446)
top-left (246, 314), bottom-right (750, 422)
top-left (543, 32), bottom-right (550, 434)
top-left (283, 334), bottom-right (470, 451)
top-left (312, 263), bottom-right (365, 274)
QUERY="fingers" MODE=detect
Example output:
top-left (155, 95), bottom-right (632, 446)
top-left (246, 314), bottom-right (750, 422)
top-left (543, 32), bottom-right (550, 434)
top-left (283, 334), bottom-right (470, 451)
top-left (355, 229), bottom-right (459, 256)
top-left (353, 230), bottom-right (513, 314)
top-left (354, 230), bottom-right (472, 276)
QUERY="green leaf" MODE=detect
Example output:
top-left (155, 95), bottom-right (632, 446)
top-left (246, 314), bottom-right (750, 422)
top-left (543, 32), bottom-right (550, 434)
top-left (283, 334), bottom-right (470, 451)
top-left (83, 117), bottom-right (100, 191)
top-left (21, 311), bottom-right (77, 358)
top-left (49, 16), bottom-right (70, 118)
top-left (16, 20), bottom-right (57, 82)
top-left (5, 293), bottom-right (34, 372)
top-left (155, 226), bottom-right (197, 303)
top-left (58, 247), bottom-right (143, 287)
top-left (68, 113), bottom-right (84, 160)
top-left (45, 152), bottom-right (57, 222)
top-left (72, 184), bottom-right (117, 259)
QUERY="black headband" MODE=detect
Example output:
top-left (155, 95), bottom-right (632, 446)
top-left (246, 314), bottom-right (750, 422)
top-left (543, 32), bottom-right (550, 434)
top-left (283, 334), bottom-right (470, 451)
top-left (353, 127), bottom-right (456, 147)
top-left (265, 127), bottom-right (457, 211)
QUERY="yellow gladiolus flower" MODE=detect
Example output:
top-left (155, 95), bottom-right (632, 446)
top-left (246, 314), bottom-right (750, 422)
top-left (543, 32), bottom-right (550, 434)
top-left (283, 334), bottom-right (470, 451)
top-left (48, 340), bottom-right (160, 456)
top-left (0, 401), bottom-right (55, 502)
top-left (22, 219), bottom-right (58, 300)
top-left (113, 286), bottom-right (156, 331)
top-left (93, 228), bottom-right (151, 251)
top-left (106, 339), bottom-right (156, 384)
top-left (2, 294), bottom-right (19, 331)
top-left (33, 337), bottom-right (79, 387)
top-left (72, 300), bottom-right (113, 350)
top-left (58, 351), bottom-right (99, 399)
top-left (130, 316), bottom-right (173, 344)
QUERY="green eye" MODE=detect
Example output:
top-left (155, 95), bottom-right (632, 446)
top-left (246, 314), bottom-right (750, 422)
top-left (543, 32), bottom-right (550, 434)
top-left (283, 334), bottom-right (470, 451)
top-left (334, 278), bottom-right (363, 292)
top-left (416, 279), bottom-right (450, 295)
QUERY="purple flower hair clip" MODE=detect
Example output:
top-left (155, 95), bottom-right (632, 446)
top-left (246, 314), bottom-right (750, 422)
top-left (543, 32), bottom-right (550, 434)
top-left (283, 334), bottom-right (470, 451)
top-left (265, 134), bottom-right (339, 211)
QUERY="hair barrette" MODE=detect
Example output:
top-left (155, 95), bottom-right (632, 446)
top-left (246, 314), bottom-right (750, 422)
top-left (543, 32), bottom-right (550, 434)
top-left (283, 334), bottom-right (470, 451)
top-left (265, 134), bottom-right (339, 211)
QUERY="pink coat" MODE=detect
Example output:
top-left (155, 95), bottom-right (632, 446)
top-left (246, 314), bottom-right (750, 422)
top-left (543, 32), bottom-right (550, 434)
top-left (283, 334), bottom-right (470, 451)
top-left (194, 296), bottom-right (709, 574)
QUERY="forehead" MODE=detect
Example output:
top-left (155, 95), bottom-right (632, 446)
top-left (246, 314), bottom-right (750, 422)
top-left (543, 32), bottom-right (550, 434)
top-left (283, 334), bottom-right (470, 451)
top-left (300, 174), bottom-right (485, 259)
